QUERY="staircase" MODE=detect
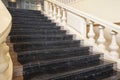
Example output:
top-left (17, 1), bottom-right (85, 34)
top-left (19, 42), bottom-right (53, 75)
top-left (7, 8), bottom-right (120, 80)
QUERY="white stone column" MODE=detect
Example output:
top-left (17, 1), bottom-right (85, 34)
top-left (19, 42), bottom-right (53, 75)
top-left (88, 21), bottom-right (95, 44)
top-left (109, 31), bottom-right (119, 59)
top-left (53, 4), bottom-right (57, 20)
top-left (62, 8), bottom-right (67, 25)
top-left (44, 0), bottom-right (48, 14)
top-left (56, 6), bottom-right (62, 23)
top-left (36, 0), bottom-right (41, 11)
top-left (97, 26), bottom-right (106, 50)
top-left (49, 3), bottom-right (53, 18)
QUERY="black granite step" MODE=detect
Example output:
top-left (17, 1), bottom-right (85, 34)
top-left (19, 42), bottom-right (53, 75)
top-left (13, 22), bottom-right (57, 25)
top-left (11, 26), bottom-right (61, 31)
top-left (12, 20), bottom-right (54, 24)
top-left (17, 46), bottom-right (90, 64)
top-left (10, 34), bottom-right (73, 43)
top-left (23, 54), bottom-right (101, 79)
top-left (8, 8), bottom-right (41, 14)
top-left (12, 14), bottom-right (49, 19)
top-left (12, 22), bottom-right (57, 27)
top-left (10, 11), bottom-right (43, 15)
top-left (12, 15), bottom-right (48, 19)
top-left (13, 40), bottom-right (80, 52)
top-left (10, 13), bottom-right (44, 17)
top-left (10, 29), bottom-right (66, 35)
top-left (28, 62), bottom-right (115, 80)
top-left (12, 18), bottom-right (52, 23)
top-left (8, 8), bottom-right (118, 80)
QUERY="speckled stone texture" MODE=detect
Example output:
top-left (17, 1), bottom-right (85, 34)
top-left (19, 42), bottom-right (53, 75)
top-left (8, 8), bottom-right (120, 80)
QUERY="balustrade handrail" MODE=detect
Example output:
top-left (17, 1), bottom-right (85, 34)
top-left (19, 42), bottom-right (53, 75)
top-left (47, 0), bottom-right (120, 33)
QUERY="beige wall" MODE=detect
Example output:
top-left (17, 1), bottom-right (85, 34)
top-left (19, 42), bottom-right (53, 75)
top-left (70, 0), bottom-right (120, 23)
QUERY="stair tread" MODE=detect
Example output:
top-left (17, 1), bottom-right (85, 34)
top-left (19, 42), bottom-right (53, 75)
top-left (18, 46), bottom-right (89, 55)
top-left (8, 7), bottom-right (41, 12)
top-left (12, 40), bottom-right (80, 44)
top-left (28, 61), bottom-right (114, 80)
top-left (10, 34), bottom-right (72, 38)
top-left (10, 30), bottom-right (66, 35)
top-left (10, 29), bottom-right (66, 33)
top-left (12, 40), bottom-right (80, 52)
top-left (23, 54), bottom-right (99, 66)
top-left (17, 46), bottom-right (90, 64)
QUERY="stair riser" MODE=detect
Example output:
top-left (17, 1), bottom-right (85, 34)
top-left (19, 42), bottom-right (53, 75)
top-left (13, 41), bottom-right (80, 52)
top-left (10, 35), bottom-right (73, 43)
top-left (12, 21), bottom-right (53, 24)
top-left (12, 17), bottom-right (48, 20)
top-left (49, 64), bottom-right (114, 80)
top-left (13, 19), bottom-right (52, 22)
top-left (9, 10), bottom-right (42, 13)
top-left (8, 8), bottom-right (41, 13)
top-left (18, 47), bottom-right (90, 64)
top-left (9, 30), bottom-right (66, 35)
top-left (11, 27), bottom-right (60, 31)
top-left (13, 22), bottom-right (57, 26)
top-left (23, 54), bottom-right (100, 78)
top-left (12, 15), bottom-right (48, 19)
top-left (12, 23), bottom-right (57, 27)
top-left (10, 12), bottom-right (43, 16)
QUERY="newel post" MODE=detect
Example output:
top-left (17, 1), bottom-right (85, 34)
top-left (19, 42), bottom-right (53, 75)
top-left (97, 26), bottom-right (106, 50)
top-left (109, 31), bottom-right (119, 59)
top-left (88, 21), bottom-right (95, 44)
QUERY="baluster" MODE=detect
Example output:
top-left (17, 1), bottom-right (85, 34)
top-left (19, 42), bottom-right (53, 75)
top-left (44, 1), bottom-right (46, 12)
top-left (56, 6), bottom-right (61, 23)
top-left (53, 4), bottom-right (57, 20)
top-left (49, 3), bottom-right (53, 18)
top-left (62, 8), bottom-right (67, 25)
top-left (97, 26), bottom-right (106, 50)
top-left (109, 31), bottom-right (119, 58)
top-left (45, 1), bottom-right (49, 15)
top-left (88, 21), bottom-right (95, 44)
top-left (36, 0), bottom-right (41, 11)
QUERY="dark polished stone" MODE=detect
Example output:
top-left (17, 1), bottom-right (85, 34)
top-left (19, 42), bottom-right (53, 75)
top-left (8, 8), bottom-right (119, 80)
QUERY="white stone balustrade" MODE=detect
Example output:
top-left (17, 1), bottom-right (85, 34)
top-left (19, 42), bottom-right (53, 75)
top-left (44, 0), bottom-right (120, 69)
